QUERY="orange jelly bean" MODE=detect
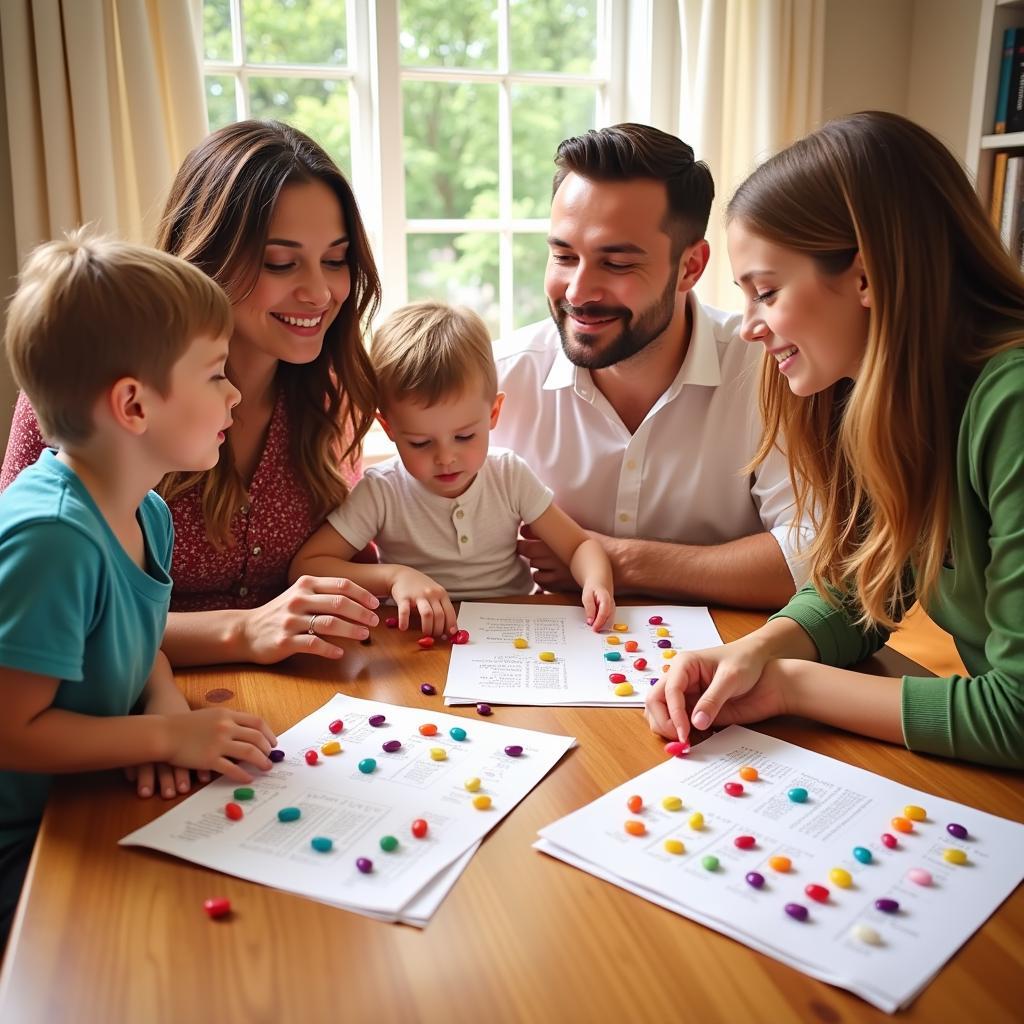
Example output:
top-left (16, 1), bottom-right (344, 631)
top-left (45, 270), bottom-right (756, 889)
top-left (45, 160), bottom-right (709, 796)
top-left (891, 816), bottom-right (914, 833)
top-left (769, 855), bottom-right (792, 873)
top-left (624, 640), bottom-right (639, 652)
top-left (419, 723), bottom-right (438, 736)
top-left (739, 766), bottom-right (759, 781)
top-left (624, 820), bottom-right (647, 836)
top-left (626, 794), bottom-right (644, 813)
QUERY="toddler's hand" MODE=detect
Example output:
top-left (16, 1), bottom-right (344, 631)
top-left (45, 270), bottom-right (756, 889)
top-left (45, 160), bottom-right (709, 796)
top-left (125, 762), bottom-right (211, 799)
top-left (391, 568), bottom-right (458, 637)
top-left (162, 708), bottom-right (277, 784)
top-left (582, 584), bottom-right (614, 632)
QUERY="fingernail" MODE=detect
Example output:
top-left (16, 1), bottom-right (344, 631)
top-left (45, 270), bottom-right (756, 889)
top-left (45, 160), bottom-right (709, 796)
top-left (140, 787), bottom-right (151, 797)
top-left (164, 788), bottom-right (174, 798)
top-left (360, 628), bottom-right (370, 638)
top-left (692, 710), bottom-right (710, 730)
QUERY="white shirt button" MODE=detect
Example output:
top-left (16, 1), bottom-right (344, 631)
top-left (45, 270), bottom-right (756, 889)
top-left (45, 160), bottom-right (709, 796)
top-left (252, 545), bottom-right (262, 556)
top-left (455, 509), bottom-right (465, 519)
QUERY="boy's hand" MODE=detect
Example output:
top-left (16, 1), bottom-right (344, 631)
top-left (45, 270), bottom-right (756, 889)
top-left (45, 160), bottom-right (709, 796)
top-left (391, 568), bottom-right (458, 637)
top-left (161, 708), bottom-right (277, 785)
top-left (582, 584), bottom-right (614, 632)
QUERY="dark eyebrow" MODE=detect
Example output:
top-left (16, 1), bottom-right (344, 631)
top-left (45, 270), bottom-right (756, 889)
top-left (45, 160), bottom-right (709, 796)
top-left (547, 235), bottom-right (647, 256)
top-left (265, 236), bottom-right (348, 249)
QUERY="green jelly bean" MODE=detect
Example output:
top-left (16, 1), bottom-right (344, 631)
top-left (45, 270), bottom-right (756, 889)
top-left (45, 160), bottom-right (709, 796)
top-left (380, 835), bottom-right (399, 852)
top-left (233, 787), bottom-right (255, 801)
top-left (702, 855), bottom-right (720, 871)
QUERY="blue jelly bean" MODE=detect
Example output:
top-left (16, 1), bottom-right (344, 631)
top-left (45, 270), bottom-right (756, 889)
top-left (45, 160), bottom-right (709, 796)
top-left (788, 787), bottom-right (809, 803)
top-left (603, 651), bottom-right (622, 661)
top-left (745, 871), bottom-right (765, 889)
top-left (358, 758), bottom-right (377, 774)
top-left (277, 806), bottom-right (301, 822)
top-left (449, 726), bottom-right (467, 741)
top-left (311, 836), bottom-right (333, 853)
top-left (853, 846), bottom-right (873, 864)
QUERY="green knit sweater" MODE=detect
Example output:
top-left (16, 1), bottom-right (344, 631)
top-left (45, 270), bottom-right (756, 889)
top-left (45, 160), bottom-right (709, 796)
top-left (771, 348), bottom-right (1024, 769)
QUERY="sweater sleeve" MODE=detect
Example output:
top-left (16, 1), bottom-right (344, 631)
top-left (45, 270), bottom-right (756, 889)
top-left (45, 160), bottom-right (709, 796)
top-left (1, 392), bottom-right (49, 493)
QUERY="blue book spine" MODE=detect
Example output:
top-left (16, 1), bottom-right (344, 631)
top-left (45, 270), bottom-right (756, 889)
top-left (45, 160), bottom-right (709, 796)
top-left (995, 27), bottom-right (1016, 133)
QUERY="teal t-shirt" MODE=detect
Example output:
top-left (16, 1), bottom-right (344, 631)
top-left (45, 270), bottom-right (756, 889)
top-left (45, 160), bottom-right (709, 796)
top-left (0, 450), bottom-right (173, 848)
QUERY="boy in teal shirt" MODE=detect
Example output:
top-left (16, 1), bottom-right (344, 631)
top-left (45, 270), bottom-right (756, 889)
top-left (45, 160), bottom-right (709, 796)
top-left (0, 234), bottom-right (277, 947)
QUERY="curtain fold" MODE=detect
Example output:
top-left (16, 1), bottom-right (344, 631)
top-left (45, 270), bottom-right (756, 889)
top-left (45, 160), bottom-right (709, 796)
top-left (0, 0), bottom-right (208, 259)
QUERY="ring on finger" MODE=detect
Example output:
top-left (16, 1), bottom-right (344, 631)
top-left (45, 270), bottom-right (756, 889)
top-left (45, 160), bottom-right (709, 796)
top-left (308, 614), bottom-right (319, 636)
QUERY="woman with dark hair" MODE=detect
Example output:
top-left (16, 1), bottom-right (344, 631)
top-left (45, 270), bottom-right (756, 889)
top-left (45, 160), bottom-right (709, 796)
top-left (2, 120), bottom-right (382, 667)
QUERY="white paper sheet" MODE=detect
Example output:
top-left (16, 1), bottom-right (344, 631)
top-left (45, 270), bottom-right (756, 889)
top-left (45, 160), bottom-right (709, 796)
top-left (121, 694), bottom-right (575, 926)
top-left (444, 602), bottom-right (721, 706)
top-left (536, 726), bottom-right (1024, 1012)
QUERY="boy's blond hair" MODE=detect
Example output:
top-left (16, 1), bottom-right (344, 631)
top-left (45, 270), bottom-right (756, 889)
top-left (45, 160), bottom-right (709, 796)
top-left (371, 300), bottom-right (496, 409)
top-left (5, 230), bottom-right (232, 445)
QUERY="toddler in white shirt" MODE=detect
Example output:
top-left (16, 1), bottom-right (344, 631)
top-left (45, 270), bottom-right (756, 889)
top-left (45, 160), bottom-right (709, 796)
top-left (290, 300), bottom-right (614, 637)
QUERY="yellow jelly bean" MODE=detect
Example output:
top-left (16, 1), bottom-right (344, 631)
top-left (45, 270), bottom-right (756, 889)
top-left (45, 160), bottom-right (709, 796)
top-left (904, 804), bottom-right (927, 821)
top-left (656, 626), bottom-right (669, 637)
top-left (688, 812), bottom-right (704, 831)
top-left (624, 820), bottom-right (647, 836)
top-left (464, 776), bottom-right (481, 792)
top-left (539, 651), bottom-right (555, 662)
top-left (473, 794), bottom-right (492, 810)
top-left (320, 740), bottom-right (342, 755)
top-left (829, 867), bottom-right (853, 888)
top-left (614, 682), bottom-right (635, 696)
top-left (513, 637), bottom-right (528, 649)
top-left (664, 838), bottom-right (685, 855)
top-left (943, 847), bottom-right (967, 865)
top-left (606, 636), bottom-right (621, 645)
top-left (739, 765), bottom-right (758, 781)
top-left (769, 855), bottom-right (792, 873)
top-left (662, 795), bottom-right (683, 812)
top-left (662, 649), bottom-right (676, 659)
top-left (430, 747), bottom-right (447, 761)
top-left (613, 623), bottom-right (629, 632)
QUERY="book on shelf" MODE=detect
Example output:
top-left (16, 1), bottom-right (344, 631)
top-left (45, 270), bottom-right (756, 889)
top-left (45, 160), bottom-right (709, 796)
top-left (1007, 30), bottom-right (1024, 134)
top-left (991, 151), bottom-right (1009, 228)
top-left (999, 155), bottom-right (1024, 257)
top-left (994, 27), bottom-right (1017, 133)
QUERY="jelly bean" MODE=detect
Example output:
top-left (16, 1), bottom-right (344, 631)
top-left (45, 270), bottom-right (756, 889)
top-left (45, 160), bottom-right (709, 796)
top-left (329, 719), bottom-right (344, 734)
top-left (452, 629), bottom-right (470, 645)
top-left (624, 820), bottom-right (647, 836)
top-left (613, 623), bottom-right (629, 632)
top-left (311, 836), bottom-right (333, 853)
top-left (656, 626), bottom-right (669, 637)
top-left (624, 640), bottom-right (639, 652)
top-left (606, 636), bottom-right (621, 646)
top-left (664, 838), bottom-right (685, 855)
top-left (464, 777), bottom-right (481, 792)
top-left (225, 802), bottom-right (243, 821)
top-left (907, 867), bottom-right (932, 886)
top-left (662, 795), bottom-right (683, 812)
top-left (745, 871), bottom-right (765, 889)
top-left (269, 749), bottom-right (285, 762)
top-left (411, 818), bottom-right (428, 839)
top-left (417, 636), bottom-right (435, 649)
top-left (891, 816), bottom-right (913, 833)
top-left (609, 673), bottom-right (626, 684)
top-left (880, 832), bottom-right (898, 849)
top-left (788, 787), bottom-right (808, 803)
top-left (874, 898), bottom-right (900, 913)
top-left (379, 835), bottom-right (398, 852)
top-left (305, 750), bottom-right (319, 766)
top-left (627, 794), bottom-right (644, 813)
top-left (385, 616), bottom-right (398, 628)
top-left (473, 794), bottom-right (492, 810)
top-left (739, 766), bottom-right (759, 782)
top-left (476, 703), bottom-right (493, 716)
top-left (829, 868), bottom-right (853, 888)
top-left (449, 727), bottom-right (467, 741)
top-left (369, 714), bottom-right (386, 727)
top-left (430, 748), bottom-right (448, 761)
top-left (614, 682), bottom-right (635, 696)
top-left (648, 615), bottom-right (663, 625)
top-left (539, 651), bottom-right (556, 662)
top-left (853, 846), bottom-right (872, 864)
top-left (702, 855), bottom-right (719, 871)
top-left (769, 855), bottom-right (791, 873)
top-left (649, 677), bottom-right (659, 686)
top-left (724, 782), bottom-right (744, 797)
top-left (504, 745), bottom-right (524, 758)
top-left (356, 857), bottom-right (373, 874)
top-left (203, 897), bottom-right (231, 919)
top-left (734, 835), bottom-right (756, 850)
top-left (633, 658), bottom-right (648, 670)
top-left (420, 683), bottom-right (437, 696)
top-left (656, 639), bottom-right (672, 649)
top-left (382, 740), bottom-right (402, 753)
top-left (278, 807), bottom-right (301, 822)
top-left (233, 787), bottom-right (254, 801)
top-left (419, 723), bottom-right (438, 736)
top-left (513, 637), bottom-right (528, 649)
top-left (321, 741), bottom-right (342, 756)
top-left (903, 804), bottom-right (927, 821)
top-left (784, 903), bottom-right (808, 922)
top-left (662, 649), bottom-right (677, 659)
top-left (664, 740), bottom-right (690, 757)
top-left (943, 848), bottom-right (967, 865)
top-left (688, 812), bottom-right (704, 831)
top-left (947, 822), bottom-right (968, 840)
top-left (805, 883), bottom-right (830, 903)
top-left (358, 758), bottom-right (377, 774)
top-left (852, 923), bottom-right (882, 945)
top-left (604, 651), bottom-right (622, 661)
top-left (661, 665), bottom-right (670, 673)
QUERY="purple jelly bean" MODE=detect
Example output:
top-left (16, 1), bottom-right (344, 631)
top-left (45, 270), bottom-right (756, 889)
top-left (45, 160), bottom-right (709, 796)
top-left (420, 683), bottom-right (437, 696)
top-left (269, 749), bottom-right (285, 762)
top-left (368, 714), bottom-right (386, 727)
top-left (649, 677), bottom-right (659, 686)
top-left (946, 822), bottom-right (968, 840)
top-left (745, 871), bottom-right (765, 889)
top-left (504, 745), bottom-right (523, 758)
top-left (476, 703), bottom-right (493, 716)
top-left (784, 902), bottom-right (808, 921)
top-left (874, 898), bottom-right (900, 913)
top-left (356, 857), bottom-right (373, 874)
top-left (382, 739), bottom-right (402, 753)
top-left (657, 639), bottom-right (672, 648)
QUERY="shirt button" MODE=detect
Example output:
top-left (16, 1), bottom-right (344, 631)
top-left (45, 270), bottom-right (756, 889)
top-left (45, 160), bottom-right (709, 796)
top-left (455, 509), bottom-right (465, 519)
top-left (238, 585), bottom-right (249, 597)
top-left (252, 546), bottom-right (262, 556)
top-left (460, 535), bottom-right (469, 544)
top-left (618, 513), bottom-right (629, 523)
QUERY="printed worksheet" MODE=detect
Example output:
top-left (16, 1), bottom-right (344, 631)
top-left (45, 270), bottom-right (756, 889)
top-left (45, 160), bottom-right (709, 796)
top-left (444, 602), bottom-right (721, 706)
top-left (122, 694), bottom-right (575, 926)
top-left (536, 726), bottom-right (1024, 1012)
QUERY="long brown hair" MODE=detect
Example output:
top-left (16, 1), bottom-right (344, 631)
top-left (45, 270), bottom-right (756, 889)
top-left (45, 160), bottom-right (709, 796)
top-left (728, 111), bottom-right (1024, 629)
top-left (156, 120), bottom-right (380, 543)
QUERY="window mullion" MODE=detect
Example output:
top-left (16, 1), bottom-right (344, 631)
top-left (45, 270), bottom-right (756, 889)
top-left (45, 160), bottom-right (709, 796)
top-left (497, 0), bottom-right (513, 342)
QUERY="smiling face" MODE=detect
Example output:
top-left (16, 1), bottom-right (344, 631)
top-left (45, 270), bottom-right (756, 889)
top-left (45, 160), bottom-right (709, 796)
top-left (229, 178), bottom-right (351, 369)
top-left (727, 219), bottom-right (871, 397)
top-left (544, 174), bottom-right (688, 369)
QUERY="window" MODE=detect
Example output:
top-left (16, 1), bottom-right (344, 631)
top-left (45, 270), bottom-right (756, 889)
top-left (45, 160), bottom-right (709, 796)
top-left (202, 0), bottom-right (625, 340)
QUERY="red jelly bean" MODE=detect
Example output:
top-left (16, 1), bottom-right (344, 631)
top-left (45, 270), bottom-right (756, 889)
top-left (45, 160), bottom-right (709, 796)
top-left (411, 818), bottom-right (428, 839)
top-left (203, 897), bottom-right (231, 919)
top-left (626, 794), bottom-right (643, 813)
top-left (329, 719), bottom-right (343, 734)
top-left (724, 781), bottom-right (744, 797)
top-left (648, 615), bottom-right (663, 625)
top-left (633, 658), bottom-right (648, 670)
top-left (385, 616), bottom-right (398, 628)
top-left (452, 629), bottom-right (470, 645)
top-left (225, 802), bottom-right (243, 821)
top-left (881, 832), bottom-right (898, 849)
top-left (305, 750), bottom-right (319, 766)
top-left (417, 636), bottom-right (435, 649)
top-left (733, 834), bottom-right (756, 849)
top-left (664, 740), bottom-right (690, 757)
top-left (805, 883), bottom-right (830, 903)
top-left (609, 672), bottom-right (626, 683)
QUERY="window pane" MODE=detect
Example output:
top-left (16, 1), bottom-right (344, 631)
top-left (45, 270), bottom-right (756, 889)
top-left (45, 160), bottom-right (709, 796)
top-left (511, 85), bottom-right (597, 216)
top-left (203, 0), bottom-right (233, 61)
top-left (407, 233), bottom-right (500, 337)
top-left (510, 0), bottom-right (598, 74)
top-left (512, 234), bottom-right (550, 331)
top-left (205, 75), bottom-right (238, 131)
top-left (404, 82), bottom-right (498, 220)
top-left (248, 78), bottom-right (351, 178)
top-left (399, 0), bottom-right (497, 70)
top-left (242, 0), bottom-right (347, 66)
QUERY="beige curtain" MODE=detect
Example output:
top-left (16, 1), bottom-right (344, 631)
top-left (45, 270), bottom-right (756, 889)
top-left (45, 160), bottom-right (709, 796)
top-left (678, 0), bottom-right (825, 310)
top-left (0, 0), bottom-right (207, 260)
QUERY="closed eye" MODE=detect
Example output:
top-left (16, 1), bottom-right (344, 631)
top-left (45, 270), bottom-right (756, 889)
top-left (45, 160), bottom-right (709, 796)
top-left (753, 289), bottom-right (778, 305)
top-left (455, 433), bottom-right (475, 442)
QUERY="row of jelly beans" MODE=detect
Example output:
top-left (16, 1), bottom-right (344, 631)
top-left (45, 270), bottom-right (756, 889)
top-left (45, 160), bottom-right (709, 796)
top-left (383, 617), bottom-right (471, 648)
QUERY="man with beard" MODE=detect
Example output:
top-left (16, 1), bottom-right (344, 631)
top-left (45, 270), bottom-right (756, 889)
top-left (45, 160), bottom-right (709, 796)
top-left (492, 124), bottom-right (810, 607)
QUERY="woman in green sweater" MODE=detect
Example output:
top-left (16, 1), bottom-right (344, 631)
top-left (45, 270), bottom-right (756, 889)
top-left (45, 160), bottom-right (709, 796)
top-left (646, 111), bottom-right (1024, 769)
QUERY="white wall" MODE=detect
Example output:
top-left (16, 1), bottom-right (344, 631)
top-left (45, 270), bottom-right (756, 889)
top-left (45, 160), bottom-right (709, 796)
top-left (0, 38), bottom-right (18, 449)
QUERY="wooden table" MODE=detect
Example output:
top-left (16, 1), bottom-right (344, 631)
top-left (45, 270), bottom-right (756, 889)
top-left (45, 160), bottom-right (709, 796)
top-left (1, 598), bottom-right (1021, 1023)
